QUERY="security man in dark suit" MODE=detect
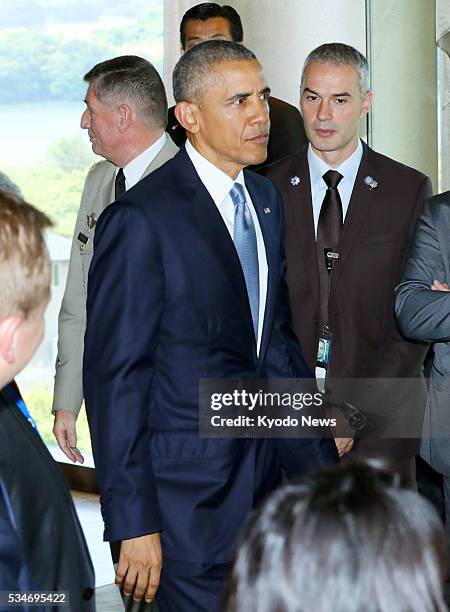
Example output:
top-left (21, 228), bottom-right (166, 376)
top-left (263, 43), bottom-right (431, 482)
top-left (167, 3), bottom-right (307, 170)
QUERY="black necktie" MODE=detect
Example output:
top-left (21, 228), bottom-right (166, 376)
top-left (316, 170), bottom-right (343, 327)
top-left (115, 168), bottom-right (126, 200)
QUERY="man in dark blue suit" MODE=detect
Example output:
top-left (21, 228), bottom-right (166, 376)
top-left (83, 40), bottom-right (338, 612)
top-left (0, 480), bottom-right (40, 610)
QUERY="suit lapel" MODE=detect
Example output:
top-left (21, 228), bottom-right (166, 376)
top-left (285, 151), bottom-right (320, 310)
top-left (330, 142), bottom-right (379, 293)
top-left (173, 149), bottom-right (255, 338)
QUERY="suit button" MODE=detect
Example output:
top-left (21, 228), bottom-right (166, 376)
top-left (83, 588), bottom-right (94, 600)
top-left (313, 315), bottom-right (319, 325)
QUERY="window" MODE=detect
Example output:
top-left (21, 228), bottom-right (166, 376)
top-left (1, 0), bottom-right (164, 461)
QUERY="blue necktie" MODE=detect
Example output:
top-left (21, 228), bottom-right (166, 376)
top-left (230, 183), bottom-right (259, 339)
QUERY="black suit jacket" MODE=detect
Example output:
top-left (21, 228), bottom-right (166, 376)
top-left (0, 388), bottom-right (95, 611)
top-left (167, 96), bottom-right (307, 171)
top-left (84, 147), bottom-right (338, 564)
top-left (263, 143), bottom-right (432, 458)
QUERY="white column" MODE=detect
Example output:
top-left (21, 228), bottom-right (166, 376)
top-left (227, 0), bottom-right (366, 107)
top-left (437, 0), bottom-right (450, 191)
top-left (163, 0), bottom-right (199, 106)
top-left (369, 0), bottom-right (438, 188)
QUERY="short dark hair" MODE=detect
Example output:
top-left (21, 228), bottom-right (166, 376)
top-left (84, 55), bottom-right (168, 130)
top-left (226, 462), bottom-right (447, 612)
top-left (180, 3), bottom-right (243, 50)
top-left (173, 40), bottom-right (256, 104)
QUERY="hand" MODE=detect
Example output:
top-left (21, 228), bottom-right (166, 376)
top-left (326, 404), bottom-right (355, 438)
top-left (325, 406), bottom-right (354, 457)
top-left (53, 410), bottom-right (84, 463)
top-left (431, 280), bottom-right (450, 292)
top-left (334, 437), bottom-right (354, 457)
top-left (116, 533), bottom-right (162, 603)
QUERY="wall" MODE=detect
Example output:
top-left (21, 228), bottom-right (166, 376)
top-left (228, 0), bottom-right (366, 107)
top-left (369, 0), bottom-right (438, 188)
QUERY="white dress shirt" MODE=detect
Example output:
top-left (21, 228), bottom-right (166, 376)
top-left (308, 139), bottom-right (363, 236)
top-left (185, 140), bottom-right (268, 353)
top-left (116, 132), bottom-right (167, 190)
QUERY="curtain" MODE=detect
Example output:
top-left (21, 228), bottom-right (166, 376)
top-left (437, 0), bottom-right (450, 191)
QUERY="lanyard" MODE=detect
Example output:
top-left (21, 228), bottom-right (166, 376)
top-left (3, 384), bottom-right (41, 437)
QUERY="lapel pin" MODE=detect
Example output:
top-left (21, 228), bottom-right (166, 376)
top-left (290, 176), bottom-right (300, 186)
top-left (86, 213), bottom-right (97, 230)
top-left (264, 207), bottom-right (271, 214)
top-left (364, 176), bottom-right (378, 190)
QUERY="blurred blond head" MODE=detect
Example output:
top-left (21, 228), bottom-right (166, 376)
top-left (0, 191), bottom-right (51, 319)
top-left (0, 191), bottom-right (52, 386)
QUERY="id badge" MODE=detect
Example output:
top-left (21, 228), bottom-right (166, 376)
top-left (316, 328), bottom-right (332, 369)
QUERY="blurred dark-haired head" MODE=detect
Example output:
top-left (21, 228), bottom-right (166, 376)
top-left (180, 3), bottom-right (243, 51)
top-left (226, 461), bottom-right (447, 612)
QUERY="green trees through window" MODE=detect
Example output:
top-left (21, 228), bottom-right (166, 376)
top-left (0, 2), bottom-right (163, 104)
top-left (2, 0), bottom-right (164, 457)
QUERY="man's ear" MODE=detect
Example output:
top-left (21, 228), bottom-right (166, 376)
top-left (175, 101), bottom-right (200, 134)
top-left (117, 104), bottom-right (132, 133)
top-left (0, 316), bottom-right (23, 365)
top-left (361, 91), bottom-right (373, 118)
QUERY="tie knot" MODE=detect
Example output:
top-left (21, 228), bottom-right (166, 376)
top-left (230, 183), bottom-right (246, 208)
top-left (323, 170), bottom-right (343, 190)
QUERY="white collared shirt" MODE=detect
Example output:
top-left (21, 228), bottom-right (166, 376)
top-left (117, 132), bottom-right (167, 189)
top-left (185, 140), bottom-right (268, 354)
top-left (308, 139), bottom-right (363, 236)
